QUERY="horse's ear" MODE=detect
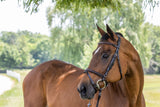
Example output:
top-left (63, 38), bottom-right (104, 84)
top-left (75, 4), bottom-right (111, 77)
top-left (106, 24), bottom-right (115, 41)
top-left (96, 24), bottom-right (106, 36)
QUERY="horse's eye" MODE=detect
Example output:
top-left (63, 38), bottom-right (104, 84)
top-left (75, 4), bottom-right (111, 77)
top-left (102, 53), bottom-right (109, 59)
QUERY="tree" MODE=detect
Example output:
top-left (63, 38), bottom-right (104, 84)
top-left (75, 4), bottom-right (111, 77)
top-left (0, 31), bottom-right (53, 69)
top-left (50, 26), bottom-right (84, 65)
top-left (0, 32), bottom-right (18, 45)
top-left (18, 0), bottom-right (121, 13)
top-left (47, 0), bottom-right (153, 70)
top-left (0, 40), bottom-right (4, 56)
top-left (31, 39), bottom-right (52, 65)
top-left (0, 44), bottom-right (18, 68)
top-left (147, 25), bottom-right (160, 74)
top-left (78, 30), bottom-right (99, 68)
top-left (0, 0), bottom-right (157, 13)
top-left (47, 7), bottom-right (109, 65)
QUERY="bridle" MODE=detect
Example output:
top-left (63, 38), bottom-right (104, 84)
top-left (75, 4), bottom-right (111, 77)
top-left (84, 34), bottom-right (122, 107)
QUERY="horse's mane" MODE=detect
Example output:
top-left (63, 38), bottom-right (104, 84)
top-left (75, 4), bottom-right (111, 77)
top-left (115, 32), bottom-right (124, 37)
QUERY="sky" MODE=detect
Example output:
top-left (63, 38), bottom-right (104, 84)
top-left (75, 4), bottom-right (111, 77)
top-left (144, 4), bottom-right (160, 26)
top-left (0, 0), bottom-right (51, 36)
top-left (0, 0), bottom-right (160, 36)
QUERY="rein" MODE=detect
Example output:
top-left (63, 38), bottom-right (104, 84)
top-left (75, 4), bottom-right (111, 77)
top-left (84, 35), bottom-right (122, 107)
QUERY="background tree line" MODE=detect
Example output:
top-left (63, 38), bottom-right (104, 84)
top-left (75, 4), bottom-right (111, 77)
top-left (0, 0), bottom-right (159, 74)
top-left (0, 31), bottom-right (53, 69)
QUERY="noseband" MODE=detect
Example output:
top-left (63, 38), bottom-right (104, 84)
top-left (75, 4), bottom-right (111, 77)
top-left (84, 35), bottom-right (122, 107)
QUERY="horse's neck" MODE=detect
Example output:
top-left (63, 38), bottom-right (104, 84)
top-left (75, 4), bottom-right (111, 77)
top-left (114, 58), bottom-right (144, 107)
top-left (125, 58), bottom-right (144, 107)
top-left (100, 58), bottom-right (144, 107)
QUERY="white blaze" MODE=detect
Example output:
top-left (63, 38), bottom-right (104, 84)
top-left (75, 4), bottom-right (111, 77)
top-left (94, 47), bottom-right (101, 55)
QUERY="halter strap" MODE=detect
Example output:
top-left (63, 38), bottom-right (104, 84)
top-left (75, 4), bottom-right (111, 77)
top-left (98, 42), bottom-right (118, 48)
top-left (84, 69), bottom-right (104, 78)
top-left (103, 35), bottom-right (122, 79)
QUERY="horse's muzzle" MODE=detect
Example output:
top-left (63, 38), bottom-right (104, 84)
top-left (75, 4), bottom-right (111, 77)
top-left (77, 83), bottom-right (97, 99)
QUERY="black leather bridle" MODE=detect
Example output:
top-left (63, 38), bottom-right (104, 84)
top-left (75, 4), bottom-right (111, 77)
top-left (84, 34), bottom-right (122, 107)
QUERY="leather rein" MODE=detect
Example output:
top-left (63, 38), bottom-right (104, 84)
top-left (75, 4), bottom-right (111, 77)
top-left (84, 35), bottom-right (122, 107)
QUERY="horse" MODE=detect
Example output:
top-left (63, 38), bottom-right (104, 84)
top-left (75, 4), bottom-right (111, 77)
top-left (23, 24), bottom-right (145, 107)
top-left (23, 60), bottom-right (88, 107)
top-left (77, 24), bottom-right (145, 107)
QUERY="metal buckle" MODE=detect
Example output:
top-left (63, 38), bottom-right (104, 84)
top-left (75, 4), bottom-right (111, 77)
top-left (96, 79), bottom-right (106, 90)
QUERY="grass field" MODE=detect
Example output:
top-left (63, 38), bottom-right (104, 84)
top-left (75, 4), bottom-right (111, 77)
top-left (143, 75), bottom-right (160, 107)
top-left (0, 70), bottom-right (159, 107)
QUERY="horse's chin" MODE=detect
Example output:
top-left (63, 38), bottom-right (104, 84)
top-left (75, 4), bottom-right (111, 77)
top-left (79, 93), bottom-right (95, 100)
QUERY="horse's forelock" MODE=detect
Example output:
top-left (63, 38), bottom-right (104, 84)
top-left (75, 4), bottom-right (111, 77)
top-left (100, 33), bottom-right (110, 41)
top-left (100, 32), bottom-right (124, 42)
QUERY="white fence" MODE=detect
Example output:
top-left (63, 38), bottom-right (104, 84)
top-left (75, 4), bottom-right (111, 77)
top-left (6, 70), bottom-right (21, 82)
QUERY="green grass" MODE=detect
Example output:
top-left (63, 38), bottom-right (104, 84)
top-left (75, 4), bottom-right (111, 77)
top-left (0, 71), bottom-right (160, 107)
top-left (143, 75), bottom-right (160, 107)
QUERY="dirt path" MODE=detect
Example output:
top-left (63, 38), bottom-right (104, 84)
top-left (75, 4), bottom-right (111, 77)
top-left (0, 75), bottom-right (14, 95)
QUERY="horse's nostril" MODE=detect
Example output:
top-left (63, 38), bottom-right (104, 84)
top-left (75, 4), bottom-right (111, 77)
top-left (81, 85), bottom-right (85, 90)
top-left (78, 83), bottom-right (96, 99)
top-left (80, 85), bottom-right (86, 95)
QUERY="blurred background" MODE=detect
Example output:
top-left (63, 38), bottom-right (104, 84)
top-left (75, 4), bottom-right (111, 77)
top-left (0, 0), bottom-right (159, 107)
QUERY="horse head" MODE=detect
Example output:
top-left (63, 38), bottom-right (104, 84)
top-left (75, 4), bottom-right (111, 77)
top-left (77, 24), bottom-right (130, 100)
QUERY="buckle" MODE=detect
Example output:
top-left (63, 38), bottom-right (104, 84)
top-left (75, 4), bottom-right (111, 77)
top-left (96, 79), bottom-right (106, 90)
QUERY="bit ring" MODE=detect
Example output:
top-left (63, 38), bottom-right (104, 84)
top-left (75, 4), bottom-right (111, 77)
top-left (96, 79), bottom-right (106, 90)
